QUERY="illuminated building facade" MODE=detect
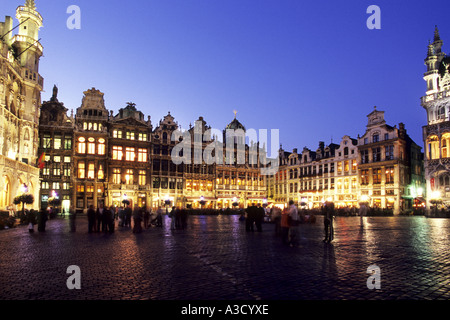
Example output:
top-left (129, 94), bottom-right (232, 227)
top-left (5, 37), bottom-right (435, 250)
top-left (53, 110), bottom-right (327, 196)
top-left (72, 88), bottom-right (109, 210)
top-left (358, 107), bottom-right (424, 214)
top-left (421, 26), bottom-right (450, 210)
top-left (0, 0), bottom-right (43, 210)
top-left (38, 86), bottom-right (74, 211)
top-left (270, 108), bottom-right (424, 214)
top-left (107, 102), bottom-right (152, 209)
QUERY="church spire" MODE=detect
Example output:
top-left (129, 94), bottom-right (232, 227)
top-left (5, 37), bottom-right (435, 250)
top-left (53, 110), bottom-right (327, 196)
top-left (434, 25), bottom-right (441, 42)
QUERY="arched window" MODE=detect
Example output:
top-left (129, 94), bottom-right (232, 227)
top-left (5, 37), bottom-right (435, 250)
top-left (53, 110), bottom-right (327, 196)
top-left (427, 136), bottom-right (439, 160)
top-left (442, 133), bottom-right (450, 158)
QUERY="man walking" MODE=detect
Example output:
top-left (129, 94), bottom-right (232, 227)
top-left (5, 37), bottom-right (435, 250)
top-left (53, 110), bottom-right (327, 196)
top-left (288, 200), bottom-right (299, 247)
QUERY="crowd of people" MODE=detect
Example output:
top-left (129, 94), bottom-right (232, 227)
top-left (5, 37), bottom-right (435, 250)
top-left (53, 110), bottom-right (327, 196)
top-left (86, 204), bottom-right (169, 234)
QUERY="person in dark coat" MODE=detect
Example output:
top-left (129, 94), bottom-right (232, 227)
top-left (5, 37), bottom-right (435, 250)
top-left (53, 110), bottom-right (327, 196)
top-left (255, 203), bottom-right (265, 232)
top-left (37, 208), bottom-right (48, 232)
top-left (124, 204), bottom-right (132, 227)
top-left (245, 203), bottom-right (256, 232)
top-left (132, 206), bottom-right (143, 233)
top-left (87, 205), bottom-right (96, 233)
top-left (26, 209), bottom-right (37, 233)
top-left (96, 204), bottom-right (104, 232)
top-left (102, 206), bottom-right (111, 234)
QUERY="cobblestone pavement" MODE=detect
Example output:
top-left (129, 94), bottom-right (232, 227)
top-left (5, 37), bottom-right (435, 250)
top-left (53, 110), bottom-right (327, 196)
top-left (1, 214), bottom-right (450, 302)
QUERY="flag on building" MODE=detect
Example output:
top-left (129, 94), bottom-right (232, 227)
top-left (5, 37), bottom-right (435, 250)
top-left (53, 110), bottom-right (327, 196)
top-left (37, 152), bottom-right (46, 169)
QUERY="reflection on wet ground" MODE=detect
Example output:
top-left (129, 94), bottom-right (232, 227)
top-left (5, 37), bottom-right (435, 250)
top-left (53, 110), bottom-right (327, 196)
top-left (1, 215), bottom-right (450, 300)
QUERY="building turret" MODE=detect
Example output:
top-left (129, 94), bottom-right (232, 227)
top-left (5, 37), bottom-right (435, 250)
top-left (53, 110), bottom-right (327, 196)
top-left (12, 0), bottom-right (43, 71)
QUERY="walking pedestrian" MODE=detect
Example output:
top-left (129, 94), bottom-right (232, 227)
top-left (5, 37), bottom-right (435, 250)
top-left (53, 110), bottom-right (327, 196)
top-left (280, 207), bottom-right (290, 244)
top-left (155, 206), bottom-right (163, 227)
top-left (245, 203), bottom-right (256, 232)
top-left (288, 200), bottom-right (299, 247)
top-left (69, 206), bottom-right (76, 232)
top-left (37, 207), bottom-right (48, 232)
top-left (96, 204), bottom-right (104, 232)
top-left (133, 205), bottom-right (143, 233)
top-left (26, 209), bottom-right (37, 233)
top-left (170, 206), bottom-right (176, 230)
top-left (323, 201), bottom-right (335, 243)
top-left (124, 204), bottom-right (132, 228)
top-left (271, 207), bottom-right (282, 236)
top-left (87, 205), bottom-right (96, 233)
top-left (255, 203), bottom-right (264, 232)
top-left (143, 207), bottom-right (150, 229)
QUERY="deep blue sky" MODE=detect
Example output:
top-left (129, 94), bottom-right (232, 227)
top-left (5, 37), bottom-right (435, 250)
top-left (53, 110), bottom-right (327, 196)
top-left (2, 0), bottom-right (450, 155)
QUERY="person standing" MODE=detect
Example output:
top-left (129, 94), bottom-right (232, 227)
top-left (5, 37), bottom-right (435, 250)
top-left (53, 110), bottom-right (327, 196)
top-left (255, 203), bottom-right (264, 232)
top-left (26, 209), bottom-right (37, 233)
top-left (245, 203), bottom-right (256, 232)
top-left (96, 204), bottom-right (104, 232)
top-left (280, 207), bottom-right (290, 245)
top-left (69, 206), bottom-right (77, 232)
top-left (125, 204), bottom-right (132, 228)
top-left (37, 207), bottom-right (48, 232)
top-left (323, 201), bottom-right (335, 243)
top-left (288, 200), bottom-right (299, 247)
top-left (133, 205), bottom-right (143, 233)
top-left (155, 206), bottom-right (163, 227)
top-left (143, 207), bottom-right (150, 229)
top-left (87, 205), bottom-right (96, 233)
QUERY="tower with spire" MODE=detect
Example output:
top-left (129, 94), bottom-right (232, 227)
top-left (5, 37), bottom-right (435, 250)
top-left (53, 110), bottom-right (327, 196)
top-left (421, 26), bottom-right (450, 213)
top-left (0, 0), bottom-right (44, 212)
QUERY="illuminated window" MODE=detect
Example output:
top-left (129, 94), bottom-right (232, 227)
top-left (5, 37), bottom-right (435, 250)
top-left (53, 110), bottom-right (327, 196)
top-left (344, 160), bottom-right (349, 172)
top-left (86, 186), bottom-right (94, 193)
top-left (137, 148), bottom-right (147, 162)
top-left (53, 167), bottom-right (61, 176)
top-left (64, 156), bottom-right (71, 163)
top-left (87, 137), bottom-right (96, 154)
top-left (352, 160), bottom-right (357, 172)
top-left (42, 135), bottom-right (51, 149)
top-left (126, 132), bottom-right (135, 140)
top-left (125, 169), bottom-right (133, 184)
top-left (139, 170), bottom-right (146, 185)
top-left (125, 147), bottom-right (135, 161)
top-left (63, 183), bottom-right (70, 190)
top-left (138, 133), bottom-right (147, 141)
top-left (98, 164), bottom-right (104, 180)
top-left (64, 138), bottom-right (72, 150)
top-left (52, 182), bottom-right (60, 190)
top-left (54, 156), bottom-right (61, 163)
top-left (112, 146), bottom-right (123, 160)
top-left (98, 138), bottom-right (106, 155)
top-left (385, 167), bottom-right (394, 184)
top-left (43, 167), bottom-right (50, 176)
top-left (87, 162), bottom-right (95, 179)
top-left (361, 169), bottom-right (369, 185)
top-left (54, 136), bottom-right (62, 150)
top-left (78, 137), bottom-right (86, 154)
top-left (78, 162), bottom-right (85, 179)
top-left (373, 168), bottom-right (381, 184)
top-left (337, 162), bottom-right (342, 174)
top-left (113, 169), bottom-right (121, 184)
top-left (113, 130), bottom-right (122, 139)
top-left (41, 181), bottom-right (49, 189)
top-left (77, 185), bottom-right (84, 193)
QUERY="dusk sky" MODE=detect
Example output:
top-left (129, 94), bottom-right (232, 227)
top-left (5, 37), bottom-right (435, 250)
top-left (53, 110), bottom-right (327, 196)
top-left (2, 0), bottom-right (450, 155)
